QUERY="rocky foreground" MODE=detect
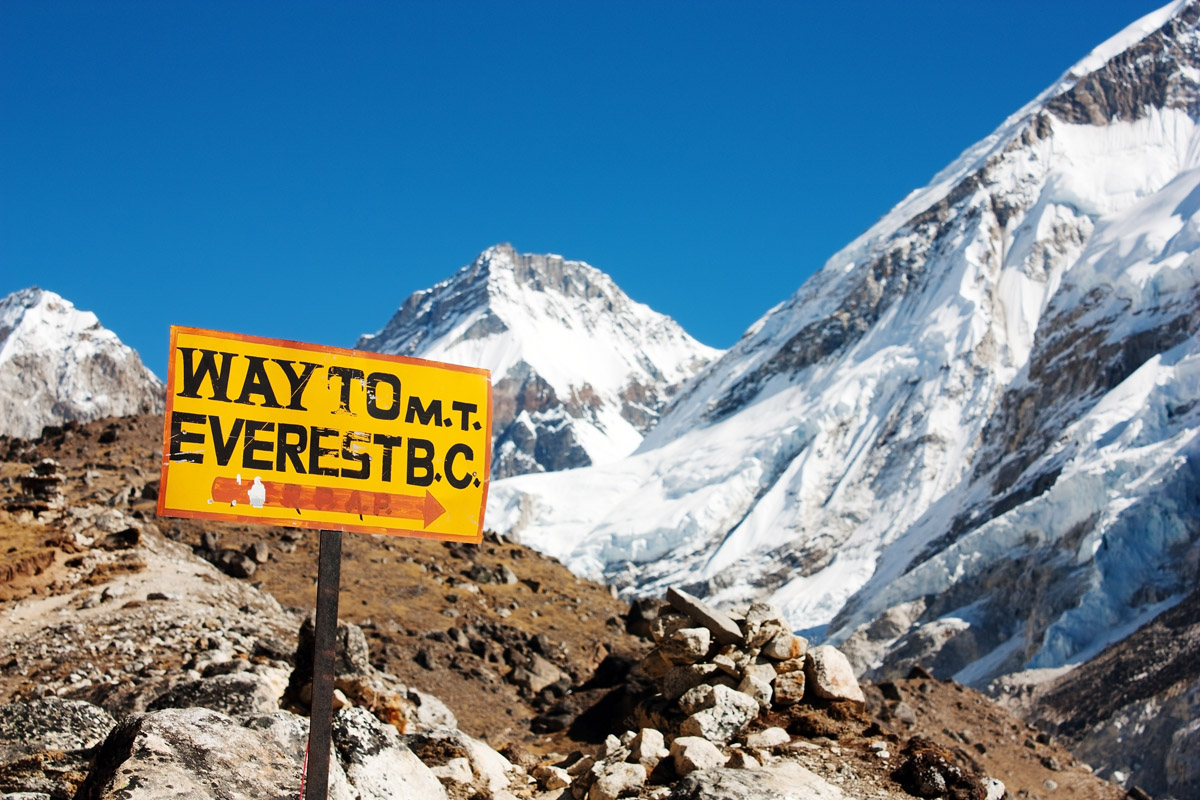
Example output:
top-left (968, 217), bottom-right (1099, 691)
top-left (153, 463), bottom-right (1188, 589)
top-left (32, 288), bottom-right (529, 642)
top-left (0, 418), bottom-right (1138, 799)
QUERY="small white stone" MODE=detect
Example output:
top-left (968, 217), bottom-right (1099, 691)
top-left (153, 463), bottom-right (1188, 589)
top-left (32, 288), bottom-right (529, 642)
top-left (744, 727), bottom-right (790, 750)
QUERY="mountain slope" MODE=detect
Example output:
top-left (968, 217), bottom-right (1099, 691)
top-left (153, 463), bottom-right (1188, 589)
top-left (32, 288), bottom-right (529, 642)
top-left (358, 244), bottom-right (720, 478)
top-left (488, 0), bottom-right (1200, 719)
top-left (0, 288), bottom-right (164, 439)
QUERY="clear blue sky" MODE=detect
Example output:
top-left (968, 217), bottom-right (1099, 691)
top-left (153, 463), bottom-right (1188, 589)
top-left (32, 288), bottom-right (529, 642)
top-left (1, 1), bottom-right (1167, 377)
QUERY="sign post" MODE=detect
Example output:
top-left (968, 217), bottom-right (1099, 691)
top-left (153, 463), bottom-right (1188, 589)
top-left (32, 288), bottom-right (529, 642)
top-left (305, 529), bottom-right (341, 800)
top-left (155, 326), bottom-right (492, 798)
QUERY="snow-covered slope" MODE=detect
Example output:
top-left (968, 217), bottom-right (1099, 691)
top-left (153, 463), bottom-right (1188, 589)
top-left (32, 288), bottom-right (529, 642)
top-left (488, 0), bottom-right (1200, 695)
top-left (0, 288), bottom-right (164, 439)
top-left (357, 244), bottom-right (720, 477)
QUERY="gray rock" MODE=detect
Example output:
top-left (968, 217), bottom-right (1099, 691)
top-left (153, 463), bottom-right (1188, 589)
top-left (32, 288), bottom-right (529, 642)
top-left (148, 671), bottom-right (282, 717)
top-left (431, 757), bottom-right (473, 784)
top-left (737, 674), bottom-right (773, 708)
top-left (247, 541), bottom-right (270, 564)
top-left (510, 653), bottom-right (565, 693)
top-left (761, 632), bottom-right (807, 661)
top-left (666, 588), bottom-right (743, 646)
top-left (588, 762), bottom-right (646, 800)
top-left (803, 645), bottom-right (865, 704)
top-left (332, 707), bottom-right (447, 800)
top-left (744, 726), bottom-right (790, 750)
top-left (669, 762), bottom-right (850, 799)
top-left (404, 687), bottom-right (459, 731)
top-left (678, 685), bottom-right (760, 743)
top-left (289, 615), bottom-right (373, 703)
top-left (773, 672), bottom-right (806, 707)
top-left (212, 548), bottom-right (257, 578)
top-left (630, 728), bottom-right (669, 772)
top-left (75, 707), bottom-right (303, 800)
top-left (660, 627), bottom-right (712, 665)
top-left (0, 697), bottom-right (115, 765)
top-left (241, 712), bottom-right (355, 799)
top-left (670, 736), bottom-right (726, 776)
top-left (401, 727), bottom-right (513, 795)
top-left (743, 661), bottom-right (777, 684)
top-left (741, 603), bottom-right (786, 649)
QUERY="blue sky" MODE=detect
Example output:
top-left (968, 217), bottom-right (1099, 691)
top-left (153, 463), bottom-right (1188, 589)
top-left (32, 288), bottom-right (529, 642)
top-left (1, 1), bottom-right (1167, 377)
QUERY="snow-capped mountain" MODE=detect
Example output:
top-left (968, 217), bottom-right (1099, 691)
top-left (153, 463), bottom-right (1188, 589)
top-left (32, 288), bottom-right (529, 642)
top-left (489, 0), bottom-right (1200, 703)
top-left (0, 288), bottom-right (164, 439)
top-left (357, 244), bottom-right (721, 478)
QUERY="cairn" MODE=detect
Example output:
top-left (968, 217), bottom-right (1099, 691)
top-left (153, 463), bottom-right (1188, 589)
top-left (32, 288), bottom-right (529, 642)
top-left (549, 586), bottom-right (868, 799)
top-left (5, 458), bottom-right (66, 515)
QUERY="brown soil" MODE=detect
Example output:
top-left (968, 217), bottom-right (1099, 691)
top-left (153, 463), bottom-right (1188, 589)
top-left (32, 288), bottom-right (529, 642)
top-left (1, 414), bottom-right (647, 758)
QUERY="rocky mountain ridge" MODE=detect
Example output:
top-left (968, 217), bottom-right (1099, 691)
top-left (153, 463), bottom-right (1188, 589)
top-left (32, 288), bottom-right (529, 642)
top-left (357, 243), bottom-right (720, 478)
top-left (0, 288), bottom-right (163, 440)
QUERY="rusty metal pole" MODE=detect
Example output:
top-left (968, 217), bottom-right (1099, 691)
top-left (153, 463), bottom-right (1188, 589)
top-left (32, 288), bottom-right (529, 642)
top-left (304, 529), bottom-right (342, 800)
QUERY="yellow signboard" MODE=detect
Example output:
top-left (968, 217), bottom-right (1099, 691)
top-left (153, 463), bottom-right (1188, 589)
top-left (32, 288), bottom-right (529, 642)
top-left (157, 326), bottom-right (492, 542)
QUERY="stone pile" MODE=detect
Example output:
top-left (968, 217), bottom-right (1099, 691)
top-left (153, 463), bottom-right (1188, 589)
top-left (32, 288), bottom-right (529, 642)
top-left (542, 586), bottom-right (871, 800)
top-left (5, 458), bottom-right (65, 514)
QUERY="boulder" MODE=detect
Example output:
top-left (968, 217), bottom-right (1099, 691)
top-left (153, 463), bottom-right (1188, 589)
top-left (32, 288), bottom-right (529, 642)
top-left (332, 707), bottom-right (447, 800)
top-left (670, 736), bottom-right (726, 777)
top-left (75, 707), bottom-right (304, 800)
top-left (0, 697), bottom-right (115, 765)
top-left (242, 712), bottom-right (355, 798)
top-left (803, 645), bottom-right (864, 704)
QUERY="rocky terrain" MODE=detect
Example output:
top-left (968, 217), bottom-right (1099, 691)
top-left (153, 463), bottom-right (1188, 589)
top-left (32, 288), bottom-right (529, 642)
top-left (0, 414), bottom-right (1137, 799)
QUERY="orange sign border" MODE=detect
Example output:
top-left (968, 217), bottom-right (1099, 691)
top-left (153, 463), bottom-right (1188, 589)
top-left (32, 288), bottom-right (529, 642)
top-left (156, 325), bottom-right (492, 543)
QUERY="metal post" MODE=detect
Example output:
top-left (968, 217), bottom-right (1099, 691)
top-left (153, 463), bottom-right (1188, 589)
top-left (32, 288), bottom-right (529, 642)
top-left (304, 529), bottom-right (342, 800)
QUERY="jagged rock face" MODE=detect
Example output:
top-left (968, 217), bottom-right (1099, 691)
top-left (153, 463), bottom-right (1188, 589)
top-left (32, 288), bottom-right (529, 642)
top-left (0, 288), bottom-right (163, 439)
top-left (357, 244), bottom-right (720, 478)
top-left (490, 0), bottom-right (1200, 724)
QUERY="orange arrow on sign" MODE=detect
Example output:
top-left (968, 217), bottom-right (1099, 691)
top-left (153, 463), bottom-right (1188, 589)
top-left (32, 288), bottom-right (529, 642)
top-left (210, 476), bottom-right (447, 528)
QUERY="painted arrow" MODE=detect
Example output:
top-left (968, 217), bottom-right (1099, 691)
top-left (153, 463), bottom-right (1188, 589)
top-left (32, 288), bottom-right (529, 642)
top-left (210, 476), bottom-right (446, 528)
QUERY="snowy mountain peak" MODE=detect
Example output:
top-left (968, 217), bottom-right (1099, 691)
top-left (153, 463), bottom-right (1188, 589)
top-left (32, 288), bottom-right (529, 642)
top-left (358, 245), bottom-right (721, 477)
top-left (0, 287), bottom-right (164, 439)
top-left (486, 0), bottom-right (1200, 744)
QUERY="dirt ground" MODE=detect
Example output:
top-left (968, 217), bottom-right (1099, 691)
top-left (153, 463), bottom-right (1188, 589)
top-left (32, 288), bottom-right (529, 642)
top-left (0, 415), bottom-right (1129, 797)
